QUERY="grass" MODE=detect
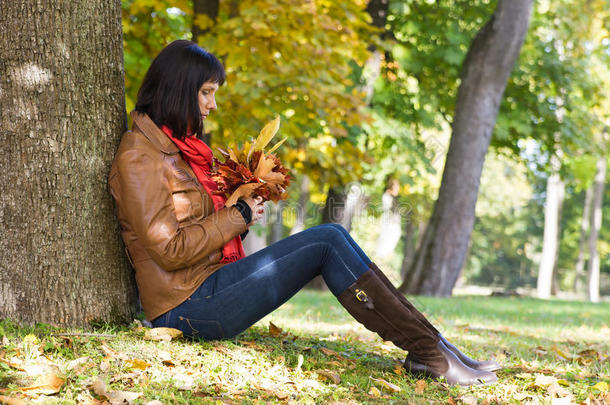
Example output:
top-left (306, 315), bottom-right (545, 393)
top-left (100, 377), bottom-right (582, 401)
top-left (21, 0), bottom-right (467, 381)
top-left (0, 291), bottom-right (608, 404)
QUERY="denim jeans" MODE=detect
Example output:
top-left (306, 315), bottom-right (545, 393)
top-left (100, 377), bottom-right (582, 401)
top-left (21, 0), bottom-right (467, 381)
top-left (151, 223), bottom-right (371, 339)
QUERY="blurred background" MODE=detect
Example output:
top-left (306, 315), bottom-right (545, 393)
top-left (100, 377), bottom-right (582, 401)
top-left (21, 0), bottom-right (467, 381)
top-left (122, 0), bottom-right (609, 301)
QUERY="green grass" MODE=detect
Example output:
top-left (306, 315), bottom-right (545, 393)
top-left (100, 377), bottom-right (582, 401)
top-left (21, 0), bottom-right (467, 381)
top-left (0, 292), bottom-right (608, 404)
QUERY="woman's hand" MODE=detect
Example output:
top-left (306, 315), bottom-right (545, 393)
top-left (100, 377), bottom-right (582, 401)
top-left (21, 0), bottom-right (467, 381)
top-left (242, 196), bottom-right (265, 225)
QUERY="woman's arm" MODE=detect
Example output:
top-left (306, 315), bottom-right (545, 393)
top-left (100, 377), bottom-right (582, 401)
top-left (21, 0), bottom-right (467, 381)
top-left (113, 148), bottom-right (248, 271)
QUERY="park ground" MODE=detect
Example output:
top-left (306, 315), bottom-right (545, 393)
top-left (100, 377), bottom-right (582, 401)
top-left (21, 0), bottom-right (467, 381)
top-left (0, 291), bottom-right (608, 404)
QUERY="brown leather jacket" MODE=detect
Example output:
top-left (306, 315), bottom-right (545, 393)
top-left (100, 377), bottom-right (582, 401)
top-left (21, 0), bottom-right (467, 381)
top-left (108, 111), bottom-right (248, 321)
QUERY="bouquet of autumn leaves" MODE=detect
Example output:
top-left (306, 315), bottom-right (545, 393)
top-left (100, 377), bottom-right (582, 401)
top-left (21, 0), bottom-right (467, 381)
top-left (212, 117), bottom-right (290, 207)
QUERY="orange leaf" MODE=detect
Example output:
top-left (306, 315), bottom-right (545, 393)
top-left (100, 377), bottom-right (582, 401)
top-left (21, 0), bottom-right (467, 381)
top-left (21, 374), bottom-right (65, 395)
top-left (0, 395), bottom-right (25, 405)
top-left (269, 322), bottom-right (283, 338)
top-left (225, 183), bottom-right (261, 206)
top-left (415, 379), bottom-right (427, 394)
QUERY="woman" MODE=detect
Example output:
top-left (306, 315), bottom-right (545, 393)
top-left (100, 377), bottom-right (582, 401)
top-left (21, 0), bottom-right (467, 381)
top-left (109, 40), bottom-right (500, 386)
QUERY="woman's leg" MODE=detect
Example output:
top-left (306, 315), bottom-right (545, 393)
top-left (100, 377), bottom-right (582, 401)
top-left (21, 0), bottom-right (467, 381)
top-left (155, 224), bottom-right (370, 339)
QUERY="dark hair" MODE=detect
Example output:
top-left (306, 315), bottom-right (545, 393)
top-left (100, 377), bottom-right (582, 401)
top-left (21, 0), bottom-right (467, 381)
top-left (135, 40), bottom-right (225, 139)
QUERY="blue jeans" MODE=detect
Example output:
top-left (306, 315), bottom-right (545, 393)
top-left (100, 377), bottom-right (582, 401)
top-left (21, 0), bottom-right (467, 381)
top-left (151, 223), bottom-right (372, 339)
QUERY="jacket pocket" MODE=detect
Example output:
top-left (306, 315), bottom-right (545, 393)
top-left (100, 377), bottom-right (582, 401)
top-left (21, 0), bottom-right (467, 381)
top-left (178, 316), bottom-right (225, 340)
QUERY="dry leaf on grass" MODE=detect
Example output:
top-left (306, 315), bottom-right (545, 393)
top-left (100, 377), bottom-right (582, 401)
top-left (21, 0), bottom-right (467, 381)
top-left (371, 377), bottom-right (401, 393)
top-left (415, 379), bottom-right (427, 394)
top-left (457, 395), bottom-right (478, 405)
top-left (125, 359), bottom-right (150, 371)
top-left (0, 395), bottom-right (26, 405)
top-left (368, 386), bottom-right (381, 397)
top-left (144, 327), bottom-right (183, 341)
top-left (20, 373), bottom-right (65, 395)
top-left (315, 370), bottom-right (341, 384)
top-left (90, 377), bottom-right (142, 405)
top-left (319, 347), bottom-right (345, 361)
top-left (269, 322), bottom-right (283, 338)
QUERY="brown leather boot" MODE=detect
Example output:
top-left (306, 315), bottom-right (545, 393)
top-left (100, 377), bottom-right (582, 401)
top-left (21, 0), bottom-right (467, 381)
top-left (338, 270), bottom-right (497, 386)
top-left (368, 262), bottom-right (501, 373)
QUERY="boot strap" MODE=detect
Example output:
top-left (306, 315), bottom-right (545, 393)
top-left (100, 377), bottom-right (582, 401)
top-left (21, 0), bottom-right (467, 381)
top-left (353, 288), bottom-right (374, 310)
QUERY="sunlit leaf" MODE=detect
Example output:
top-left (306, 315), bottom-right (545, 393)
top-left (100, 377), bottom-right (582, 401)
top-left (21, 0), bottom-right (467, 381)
top-left (20, 373), bottom-right (65, 395)
top-left (315, 369), bottom-right (340, 384)
top-left (371, 377), bottom-right (401, 393)
top-left (143, 327), bottom-right (183, 341)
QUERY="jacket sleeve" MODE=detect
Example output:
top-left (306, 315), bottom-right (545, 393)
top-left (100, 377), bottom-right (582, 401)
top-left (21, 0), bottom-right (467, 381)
top-left (114, 149), bottom-right (248, 271)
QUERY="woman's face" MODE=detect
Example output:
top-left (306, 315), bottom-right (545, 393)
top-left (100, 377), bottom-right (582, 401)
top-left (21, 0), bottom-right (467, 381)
top-left (198, 81), bottom-right (219, 120)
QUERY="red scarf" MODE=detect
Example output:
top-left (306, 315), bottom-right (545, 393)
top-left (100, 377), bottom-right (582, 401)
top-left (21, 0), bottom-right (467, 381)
top-left (161, 126), bottom-right (245, 263)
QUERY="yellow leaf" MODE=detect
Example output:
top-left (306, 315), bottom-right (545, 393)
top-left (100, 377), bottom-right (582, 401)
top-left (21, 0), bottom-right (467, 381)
top-left (266, 137), bottom-right (287, 155)
top-left (125, 359), bottom-right (150, 371)
top-left (194, 14), bottom-right (214, 30)
top-left (368, 386), bottom-right (381, 397)
top-left (593, 381), bottom-right (609, 393)
top-left (415, 379), bottom-right (427, 394)
top-left (229, 148), bottom-right (239, 162)
top-left (371, 377), bottom-right (401, 393)
top-left (252, 116), bottom-right (281, 154)
top-left (143, 327), bottom-right (183, 341)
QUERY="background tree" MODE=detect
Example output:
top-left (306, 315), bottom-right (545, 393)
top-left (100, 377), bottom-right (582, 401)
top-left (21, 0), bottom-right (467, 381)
top-left (401, 0), bottom-right (534, 296)
top-left (0, 0), bottom-right (137, 325)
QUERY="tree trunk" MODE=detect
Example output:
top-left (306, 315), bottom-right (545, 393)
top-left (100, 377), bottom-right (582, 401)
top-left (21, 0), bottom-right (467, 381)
top-left (270, 200), bottom-right (286, 244)
top-left (290, 174), bottom-right (310, 235)
top-left (192, 0), bottom-right (219, 146)
top-left (243, 225), bottom-right (268, 256)
top-left (537, 155), bottom-right (564, 299)
top-left (402, 0), bottom-right (534, 296)
top-left (587, 156), bottom-right (606, 303)
top-left (0, 0), bottom-right (137, 326)
top-left (399, 219), bottom-right (416, 280)
top-left (192, 0), bottom-right (219, 45)
top-left (574, 186), bottom-right (592, 294)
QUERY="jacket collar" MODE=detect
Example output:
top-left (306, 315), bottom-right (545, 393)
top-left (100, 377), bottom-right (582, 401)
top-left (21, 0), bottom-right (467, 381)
top-left (130, 110), bottom-right (180, 154)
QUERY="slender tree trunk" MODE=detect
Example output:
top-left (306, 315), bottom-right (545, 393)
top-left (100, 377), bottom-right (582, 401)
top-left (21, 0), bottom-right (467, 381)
top-left (192, 0), bottom-right (219, 45)
top-left (270, 200), bottom-right (286, 244)
top-left (538, 155), bottom-right (564, 299)
top-left (400, 219), bottom-right (416, 280)
top-left (0, 0), bottom-right (137, 326)
top-left (574, 186), bottom-right (593, 294)
top-left (402, 0), bottom-right (534, 296)
top-left (192, 0), bottom-right (219, 146)
top-left (587, 156), bottom-right (606, 303)
top-left (290, 175), bottom-right (310, 235)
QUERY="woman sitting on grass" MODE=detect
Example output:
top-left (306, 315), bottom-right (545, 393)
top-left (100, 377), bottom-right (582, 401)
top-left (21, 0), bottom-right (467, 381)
top-left (108, 40), bottom-right (500, 386)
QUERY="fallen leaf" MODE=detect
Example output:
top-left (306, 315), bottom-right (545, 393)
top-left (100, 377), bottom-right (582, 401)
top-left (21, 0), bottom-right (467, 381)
top-left (90, 377), bottom-right (142, 405)
top-left (125, 359), bottom-right (150, 371)
top-left (371, 377), bottom-right (401, 393)
top-left (145, 401), bottom-right (164, 405)
top-left (458, 395), bottom-right (478, 405)
top-left (296, 354), bottom-right (304, 371)
top-left (393, 365), bottom-right (404, 375)
top-left (319, 347), bottom-right (345, 360)
top-left (99, 359), bottom-right (111, 373)
top-left (269, 322), bottom-right (283, 338)
top-left (415, 379), bottom-right (427, 394)
top-left (530, 374), bottom-right (558, 389)
top-left (0, 395), bottom-right (25, 405)
top-left (593, 381), bottom-right (608, 393)
top-left (162, 360), bottom-right (176, 367)
top-left (551, 345), bottom-right (572, 361)
top-left (315, 370), bottom-right (340, 384)
top-left (143, 328), bottom-right (183, 341)
top-left (67, 357), bottom-right (89, 371)
top-left (20, 373), bottom-right (65, 395)
top-left (368, 386), bottom-right (381, 397)
top-left (1, 336), bottom-right (9, 346)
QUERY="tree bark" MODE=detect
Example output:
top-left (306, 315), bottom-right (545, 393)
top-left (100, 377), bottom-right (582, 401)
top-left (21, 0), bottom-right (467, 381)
top-left (399, 219), bottom-right (416, 280)
top-left (574, 186), bottom-right (593, 294)
top-left (0, 0), bottom-right (137, 326)
top-left (587, 156), bottom-right (606, 303)
top-left (290, 175), bottom-right (310, 235)
top-left (538, 154), bottom-right (564, 299)
top-left (401, 0), bottom-right (534, 296)
top-left (192, 0), bottom-right (219, 46)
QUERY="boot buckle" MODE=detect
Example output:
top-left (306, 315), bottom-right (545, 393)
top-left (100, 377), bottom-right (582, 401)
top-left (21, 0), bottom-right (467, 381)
top-left (355, 289), bottom-right (368, 302)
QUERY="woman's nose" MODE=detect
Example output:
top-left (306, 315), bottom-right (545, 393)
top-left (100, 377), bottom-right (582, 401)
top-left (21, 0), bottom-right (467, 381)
top-left (207, 96), bottom-right (217, 111)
